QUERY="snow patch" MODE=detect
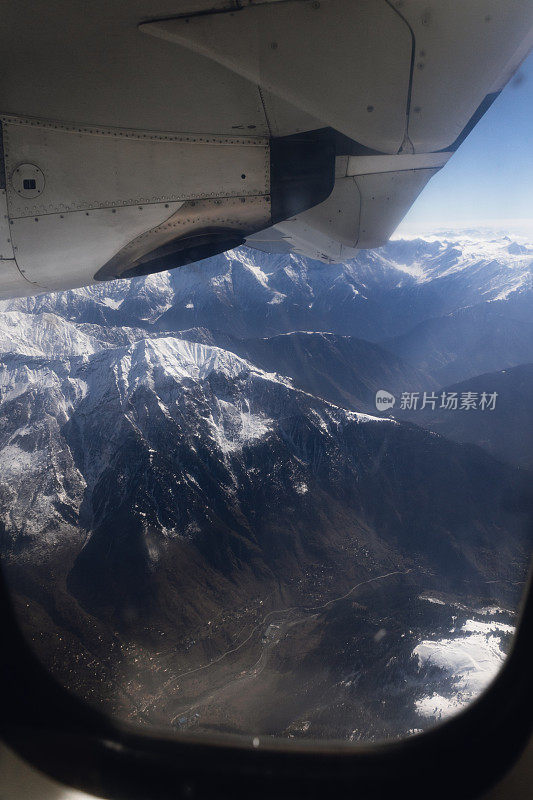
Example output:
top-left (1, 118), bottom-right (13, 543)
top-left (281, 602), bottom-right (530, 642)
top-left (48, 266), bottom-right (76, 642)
top-left (415, 693), bottom-right (463, 720)
top-left (420, 596), bottom-right (446, 606)
top-left (414, 618), bottom-right (514, 721)
top-left (0, 443), bottom-right (46, 476)
top-left (209, 401), bottom-right (272, 454)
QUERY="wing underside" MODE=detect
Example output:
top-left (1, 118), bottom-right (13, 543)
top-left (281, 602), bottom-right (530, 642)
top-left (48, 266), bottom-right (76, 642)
top-left (0, 0), bottom-right (531, 295)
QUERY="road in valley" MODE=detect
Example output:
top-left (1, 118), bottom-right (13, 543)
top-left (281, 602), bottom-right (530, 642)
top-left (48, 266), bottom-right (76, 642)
top-left (138, 568), bottom-right (411, 725)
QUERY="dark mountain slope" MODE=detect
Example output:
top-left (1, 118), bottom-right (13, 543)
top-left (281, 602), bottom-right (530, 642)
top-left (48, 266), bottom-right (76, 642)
top-left (401, 364), bottom-right (533, 470)
top-left (223, 331), bottom-right (433, 413)
top-left (385, 302), bottom-right (533, 385)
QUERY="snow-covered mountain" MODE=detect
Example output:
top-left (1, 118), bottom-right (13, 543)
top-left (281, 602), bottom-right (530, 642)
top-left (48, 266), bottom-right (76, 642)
top-left (1, 231), bottom-right (532, 741)
top-left (2, 232), bottom-right (531, 342)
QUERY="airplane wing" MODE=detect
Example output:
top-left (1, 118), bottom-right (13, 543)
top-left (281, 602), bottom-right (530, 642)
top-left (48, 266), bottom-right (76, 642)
top-left (0, 0), bottom-right (531, 295)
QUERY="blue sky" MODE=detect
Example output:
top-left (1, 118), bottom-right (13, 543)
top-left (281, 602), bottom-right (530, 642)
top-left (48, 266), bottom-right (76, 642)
top-left (397, 51), bottom-right (533, 235)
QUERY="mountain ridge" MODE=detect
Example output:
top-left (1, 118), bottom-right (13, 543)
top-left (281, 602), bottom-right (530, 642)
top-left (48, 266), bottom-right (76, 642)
top-left (1, 231), bottom-right (532, 740)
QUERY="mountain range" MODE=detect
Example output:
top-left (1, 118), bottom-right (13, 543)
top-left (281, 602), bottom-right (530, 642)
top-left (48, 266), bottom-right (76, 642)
top-left (1, 231), bottom-right (532, 741)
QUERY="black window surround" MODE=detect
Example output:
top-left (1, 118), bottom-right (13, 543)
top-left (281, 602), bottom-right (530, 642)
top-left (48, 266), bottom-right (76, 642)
top-left (0, 557), bottom-right (532, 800)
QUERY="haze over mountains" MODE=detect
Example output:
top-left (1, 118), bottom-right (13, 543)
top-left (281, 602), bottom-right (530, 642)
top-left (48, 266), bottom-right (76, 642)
top-left (405, 363), bottom-right (533, 471)
top-left (0, 231), bottom-right (532, 741)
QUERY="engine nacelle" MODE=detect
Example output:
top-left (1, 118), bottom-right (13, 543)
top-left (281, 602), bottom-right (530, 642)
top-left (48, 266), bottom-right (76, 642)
top-left (0, 115), bottom-right (334, 297)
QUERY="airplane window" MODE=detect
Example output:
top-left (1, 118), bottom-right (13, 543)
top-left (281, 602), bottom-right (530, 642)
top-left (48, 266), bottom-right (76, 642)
top-left (0, 5), bottom-right (532, 762)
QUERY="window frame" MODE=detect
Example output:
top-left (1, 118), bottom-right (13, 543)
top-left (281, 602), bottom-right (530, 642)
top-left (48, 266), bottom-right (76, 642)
top-left (0, 558), bottom-right (532, 800)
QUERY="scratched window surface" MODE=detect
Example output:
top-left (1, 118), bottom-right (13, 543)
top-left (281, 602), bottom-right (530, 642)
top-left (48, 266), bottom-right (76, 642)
top-left (1, 225), bottom-right (533, 743)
